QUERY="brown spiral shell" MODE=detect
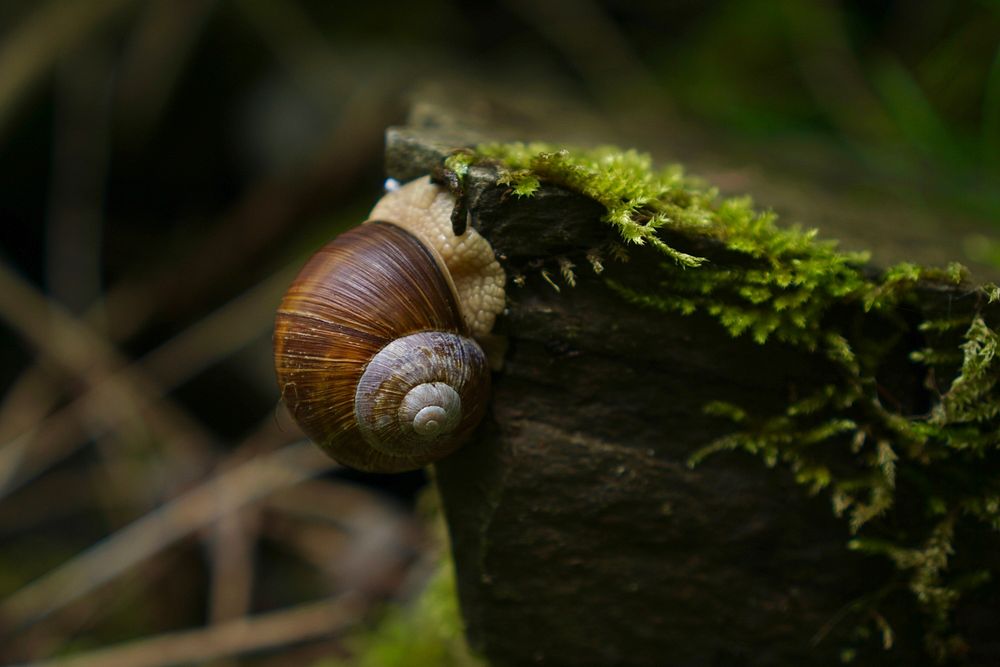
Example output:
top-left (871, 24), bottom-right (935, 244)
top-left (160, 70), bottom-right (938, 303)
top-left (273, 221), bottom-right (490, 472)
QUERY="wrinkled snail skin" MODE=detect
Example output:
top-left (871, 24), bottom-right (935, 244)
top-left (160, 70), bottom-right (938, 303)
top-left (273, 177), bottom-right (505, 473)
top-left (369, 176), bottom-right (506, 339)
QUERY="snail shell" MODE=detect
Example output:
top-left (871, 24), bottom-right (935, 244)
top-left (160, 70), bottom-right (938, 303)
top-left (274, 178), bottom-right (505, 472)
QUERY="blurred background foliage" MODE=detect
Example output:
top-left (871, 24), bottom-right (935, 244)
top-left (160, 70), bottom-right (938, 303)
top-left (0, 0), bottom-right (997, 665)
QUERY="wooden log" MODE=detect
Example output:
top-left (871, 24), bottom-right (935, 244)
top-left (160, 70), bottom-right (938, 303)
top-left (386, 99), bottom-right (1000, 667)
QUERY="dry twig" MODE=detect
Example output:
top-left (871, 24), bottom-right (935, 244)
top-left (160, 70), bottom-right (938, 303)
top-left (13, 593), bottom-right (365, 667)
top-left (0, 441), bottom-right (336, 633)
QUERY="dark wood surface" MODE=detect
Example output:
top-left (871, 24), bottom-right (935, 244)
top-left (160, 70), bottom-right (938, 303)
top-left (387, 98), bottom-right (1000, 667)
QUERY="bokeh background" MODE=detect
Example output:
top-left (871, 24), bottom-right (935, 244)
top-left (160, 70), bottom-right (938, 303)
top-left (0, 1), bottom-right (998, 665)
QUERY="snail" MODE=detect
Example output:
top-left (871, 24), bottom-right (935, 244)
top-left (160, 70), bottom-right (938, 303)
top-left (274, 176), bottom-right (506, 472)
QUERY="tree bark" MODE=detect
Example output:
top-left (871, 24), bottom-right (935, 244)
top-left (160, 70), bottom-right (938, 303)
top-left (385, 95), bottom-right (1000, 667)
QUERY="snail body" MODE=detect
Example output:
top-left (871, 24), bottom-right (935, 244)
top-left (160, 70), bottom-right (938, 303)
top-left (274, 177), bottom-right (505, 472)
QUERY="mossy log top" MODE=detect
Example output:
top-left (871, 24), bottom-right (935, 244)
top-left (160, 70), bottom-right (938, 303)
top-left (387, 104), bottom-right (1000, 667)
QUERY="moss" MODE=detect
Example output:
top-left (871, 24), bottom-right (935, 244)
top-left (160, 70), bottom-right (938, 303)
top-left (452, 142), bottom-right (1000, 663)
top-left (315, 485), bottom-right (485, 667)
top-left (316, 561), bottom-right (483, 667)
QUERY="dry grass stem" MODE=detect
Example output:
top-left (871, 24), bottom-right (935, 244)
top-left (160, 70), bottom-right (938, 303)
top-left (262, 483), bottom-right (421, 595)
top-left (137, 262), bottom-right (299, 387)
top-left (46, 46), bottom-right (112, 318)
top-left (0, 256), bottom-right (297, 498)
top-left (96, 83), bottom-right (390, 346)
top-left (207, 509), bottom-right (258, 623)
top-left (0, 441), bottom-right (336, 632)
top-left (115, 0), bottom-right (217, 141)
top-left (0, 259), bottom-right (217, 494)
top-left (0, 0), bottom-right (137, 138)
top-left (14, 593), bottom-right (365, 667)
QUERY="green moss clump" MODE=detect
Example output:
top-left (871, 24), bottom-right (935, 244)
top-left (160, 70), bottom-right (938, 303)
top-left (452, 142), bottom-right (1000, 663)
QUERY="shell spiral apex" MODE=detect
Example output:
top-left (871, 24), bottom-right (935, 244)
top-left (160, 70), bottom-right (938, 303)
top-left (274, 178), bottom-right (504, 473)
